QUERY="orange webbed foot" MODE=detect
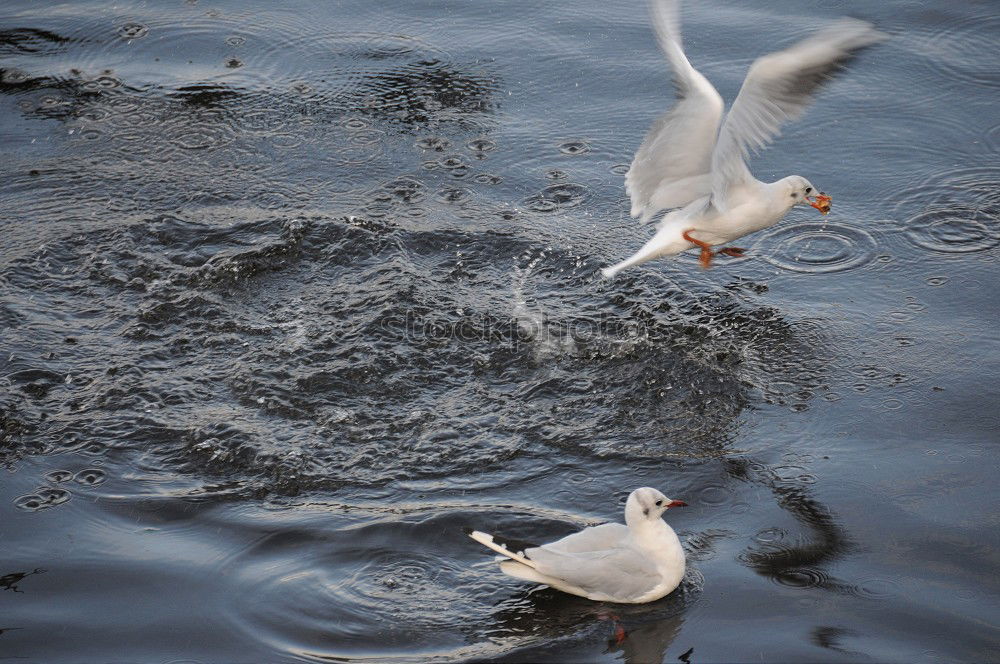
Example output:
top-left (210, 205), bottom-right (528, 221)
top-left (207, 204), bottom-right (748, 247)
top-left (683, 229), bottom-right (716, 269)
top-left (717, 247), bottom-right (745, 258)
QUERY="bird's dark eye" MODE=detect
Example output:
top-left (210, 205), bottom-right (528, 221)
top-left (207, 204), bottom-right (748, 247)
top-left (655, 500), bottom-right (663, 506)
top-left (805, 187), bottom-right (812, 194)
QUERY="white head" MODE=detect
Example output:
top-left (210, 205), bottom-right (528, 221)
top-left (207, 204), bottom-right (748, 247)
top-left (624, 487), bottom-right (687, 528)
top-left (780, 175), bottom-right (830, 214)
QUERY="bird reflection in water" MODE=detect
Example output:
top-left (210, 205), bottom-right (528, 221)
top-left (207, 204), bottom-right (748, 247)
top-left (811, 626), bottom-right (862, 657)
top-left (726, 457), bottom-right (853, 592)
top-left (487, 580), bottom-right (695, 664)
top-left (0, 568), bottom-right (46, 593)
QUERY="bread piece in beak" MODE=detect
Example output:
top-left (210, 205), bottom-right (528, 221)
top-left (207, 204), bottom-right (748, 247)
top-left (808, 193), bottom-right (832, 214)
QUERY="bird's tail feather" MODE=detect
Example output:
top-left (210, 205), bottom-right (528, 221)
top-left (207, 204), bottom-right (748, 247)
top-left (499, 559), bottom-right (552, 583)
top-left (466, 529), bottom-right (538, 569)
top-left (600, 262), bottom-right (626, 279)
top-left (600, 247), bottom-right (671, 279)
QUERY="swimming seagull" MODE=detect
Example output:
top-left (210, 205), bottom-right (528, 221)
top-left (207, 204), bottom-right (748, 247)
top-left (601, 0), bottom-right (885, 277)
top-left (466, 487), bottom-right (687, 603)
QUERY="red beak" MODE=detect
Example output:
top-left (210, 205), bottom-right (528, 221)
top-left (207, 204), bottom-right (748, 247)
top-left (667, 500), bottom-right (687, 508)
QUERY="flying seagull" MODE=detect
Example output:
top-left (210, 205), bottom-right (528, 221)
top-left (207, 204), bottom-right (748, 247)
top-left (601, 0), bottom-right (885, 277)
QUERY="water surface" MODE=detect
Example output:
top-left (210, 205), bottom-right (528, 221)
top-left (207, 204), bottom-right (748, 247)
top-left (1, 0), bottom-right (998, 662)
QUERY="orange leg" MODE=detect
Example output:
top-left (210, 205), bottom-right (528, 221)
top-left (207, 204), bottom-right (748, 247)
top-left (717, 247), bottom-right (746, 258)
top-left (682, 229), bottom-right (715, 269)
top-left (613, 621), bottom-right (626, 646)
top-left (597, 611), bottom-right (627, 646)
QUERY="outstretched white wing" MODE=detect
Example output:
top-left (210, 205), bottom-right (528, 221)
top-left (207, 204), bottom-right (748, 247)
top-left (710, 18), bottom-right (886, 209)
top-left (625, 0), bottom-right (724, 223)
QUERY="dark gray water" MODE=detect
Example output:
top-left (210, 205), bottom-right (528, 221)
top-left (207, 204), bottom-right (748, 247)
top-left (1, 0), bottom-right (998, 661)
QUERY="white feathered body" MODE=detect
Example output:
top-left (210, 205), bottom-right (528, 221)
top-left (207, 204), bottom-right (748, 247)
top-left (603, 180), bottom-right (791, 278)
top-left (497, 520), bottom-right (685, 603)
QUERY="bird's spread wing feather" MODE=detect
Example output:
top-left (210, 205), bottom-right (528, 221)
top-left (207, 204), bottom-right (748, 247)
top-left (710, 18), bottom-right (886, 208)
top-left (626, 0), bottom-right (724, 223)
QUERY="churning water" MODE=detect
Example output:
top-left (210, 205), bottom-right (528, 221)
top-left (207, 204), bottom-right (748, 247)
top-left (1, 0), bottom-right (998, 661)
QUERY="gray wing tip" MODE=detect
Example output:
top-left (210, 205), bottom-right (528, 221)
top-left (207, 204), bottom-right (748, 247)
top-left (650, 0), bottom-right (681, 39)
top-left (814, 17), bottom-right (889, 50)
